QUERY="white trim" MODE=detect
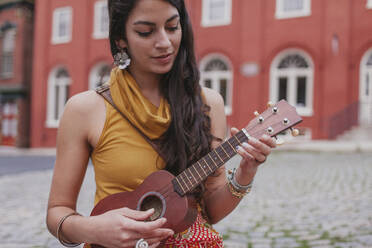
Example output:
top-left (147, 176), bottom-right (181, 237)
top-left (89, 62), bottom-right (111, 90)
top-left (201, 0), bottom-right (232, 27)
top-left (359, 48), bottom-right (372, 125)
top-left (199, 53), bottom-right (233, 115)
top-left (269, 48), bottom-right (314, 116)
top-left (367, 0), bottom-right (372, 9)
top-left (46, 67), bottom-right (71, 128)
top-left (93, 0), bottom-right (109, 39)
top-left (275, 0), bottom-right (311, 19)
top-left (51, 6), bottom-right (73, 44)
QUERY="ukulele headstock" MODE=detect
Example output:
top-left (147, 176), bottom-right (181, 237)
top-left (244, 100), bottom-right (302, 142)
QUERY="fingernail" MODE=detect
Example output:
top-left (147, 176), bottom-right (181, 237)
top-left (236, 145), bottom-right (240, 151)
top-left (242, 142), bottom-right (248, 147)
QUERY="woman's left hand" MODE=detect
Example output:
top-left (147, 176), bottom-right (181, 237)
top-left (231, 127), bottom-right (277, 184)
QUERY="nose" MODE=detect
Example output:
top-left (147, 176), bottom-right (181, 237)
top-left (154, 29), bottom-right (171, 50)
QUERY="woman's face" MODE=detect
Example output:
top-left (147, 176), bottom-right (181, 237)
top-left (120, 0), bottom-right (182, 77)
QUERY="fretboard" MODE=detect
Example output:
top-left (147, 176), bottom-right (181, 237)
top-left (172, 130), bottom-right (248, 196)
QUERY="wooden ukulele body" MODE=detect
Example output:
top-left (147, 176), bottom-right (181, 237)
top-left (90, 170), bottom-right (198, 248)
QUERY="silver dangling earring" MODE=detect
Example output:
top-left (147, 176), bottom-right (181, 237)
top-left (114, 48), bottom-right (131, 70)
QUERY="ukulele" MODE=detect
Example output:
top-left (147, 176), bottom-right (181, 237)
top-left (89, 100), bottom-right (302, 248)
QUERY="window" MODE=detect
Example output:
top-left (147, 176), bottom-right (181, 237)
top-left (359, 49), bottom-right (372, 125)
top-left (52, 7), bottom-right (72, 44)
top-left (367, 0), bottom-right (372, 9)
top-left (89, 63), bottom-right (111, 89)
top-left (93, 0), bottom-right (109, 39)
top-left (202, 0), bottom-right (232, 27)
top-left (47, 67), bottom-right (71, 127)
top-left (270, 49), bottom-right (314, 116)
top-left (200, 54), bottom-right (233, 115)
top-left (276, 0), bottom-right (311, 19)
top-left (1, 28), bottom-right (16, 78)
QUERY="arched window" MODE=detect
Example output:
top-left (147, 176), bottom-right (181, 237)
top-left (270, 49), bottom-right (314, 116)
top-left (359, 49), bottom-right (372, 125)
top-left (200, 54), bottom-right (233, 115)
top-left (89, 63), bottom-right (111, 90)
top-left (47, 67), bottom-right (71, 127)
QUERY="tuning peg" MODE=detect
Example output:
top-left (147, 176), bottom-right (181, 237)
top-left (254, 111), bottom-right (260, 117)
top-left (267, 101), bottom-right (274, 107)
top-left (291, 128), bottom-right (300, 136)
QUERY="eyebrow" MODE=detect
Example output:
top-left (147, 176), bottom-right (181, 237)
top-left (133, 14), bottom-right (180, 26)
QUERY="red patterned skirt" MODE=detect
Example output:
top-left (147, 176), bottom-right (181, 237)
top-left (163, 210), bottom-right (224, 247)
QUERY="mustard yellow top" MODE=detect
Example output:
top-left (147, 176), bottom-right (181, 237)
top-left (91, 68), bottom-right (171, 205)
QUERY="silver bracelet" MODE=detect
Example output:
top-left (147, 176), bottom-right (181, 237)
top-left (228, 168), bottom-right (253, 192)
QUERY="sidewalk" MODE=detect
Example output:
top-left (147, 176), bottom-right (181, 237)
top-left (1, 140), bottom-right (372, 157)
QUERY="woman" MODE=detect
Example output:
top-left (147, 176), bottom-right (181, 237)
top-left (46, 0), bottom-right (276, 247)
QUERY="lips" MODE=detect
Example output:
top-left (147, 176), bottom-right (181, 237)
top-left (153, 53), bottom-right (173, 64)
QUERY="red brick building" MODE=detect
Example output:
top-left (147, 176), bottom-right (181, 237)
top-left (30, 0), bottom-right (372, 147)
top-left (0, 0), bottom-right (34, 147)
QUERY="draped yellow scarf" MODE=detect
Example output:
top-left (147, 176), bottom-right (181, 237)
top-left (108, 68), bottom-right (171, 139)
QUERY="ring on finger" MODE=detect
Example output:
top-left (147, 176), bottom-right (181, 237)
top-left (135, 238), bottom-right (149, 248)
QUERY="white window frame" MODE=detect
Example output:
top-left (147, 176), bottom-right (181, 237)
top-left (200, 54), bottom-right (233, 115)
top-left (1, 28), bottom-right (16, 78)
top-left (89, 62), bottom-right (111, 90)
top-left (201, 0), bottom-right (232, 27)
top-left (51, 6), bottom-right (72, 44)
top-left (93, 0), bottom-right (109, 39)
top-left (46, 67), bottom-right (71, 128)
top-left (270, 49), bottom-right (314, 116)
top-left (367, 0), bottom-right (372, 9)
top-left (275, 0), bottom-right (311, 19)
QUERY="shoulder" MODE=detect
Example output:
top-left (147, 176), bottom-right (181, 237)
top-left (201, 87), bottom-right (226, 141)
top-left (64, 90), bottom-right (104, 114)
top-left (59, 90), bottom-right (105, 132)
top-left (201, 86), bottom-right (225, 114)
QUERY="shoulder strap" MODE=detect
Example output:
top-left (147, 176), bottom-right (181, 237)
top-left (95, 84), bottom-right (165, 161)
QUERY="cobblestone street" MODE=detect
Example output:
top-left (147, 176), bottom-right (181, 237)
top-left (0, 151), bottom-right (371, 248)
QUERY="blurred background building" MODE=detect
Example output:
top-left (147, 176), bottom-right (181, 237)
top-left (0, 0), bottom-right (33, 147)
top-left (2, 0), bottom-right (371, 147)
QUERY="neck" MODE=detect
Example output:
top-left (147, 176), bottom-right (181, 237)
top-left (127, 67), bottom-right (162, 107)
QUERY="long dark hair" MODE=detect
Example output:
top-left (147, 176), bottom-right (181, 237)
top-left (108, 0), bottom-right (213, 177)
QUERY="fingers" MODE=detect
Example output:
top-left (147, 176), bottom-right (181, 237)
top-left (237, 135), bottom-right (274, 163)
top-left (230, 127), bottom-right (239, 136)
top-left (119, 207), bottom-right (155, 221)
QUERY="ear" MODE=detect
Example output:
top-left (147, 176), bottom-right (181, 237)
top-left (115, 39), bottom-right (127, 49)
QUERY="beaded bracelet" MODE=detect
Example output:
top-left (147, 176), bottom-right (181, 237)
top-left (56, 212), bottom-right (82, 247)
top-left (227, 181), bottom-right (249, 199)
top-left (228, 167), bottom-right (254, 192)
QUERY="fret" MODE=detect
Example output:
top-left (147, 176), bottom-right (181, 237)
top-left (226, 139), bottom-right (237, 152)
top-left (214, 147), bottom-right (225, 163)
top-left (179, 173), bottom-right (190, 192)
top-left (196, 160), bottom-right (208, 177)
top-left (207, 153), bottom-right (218, 168)
top-left (201, 157), bottom-right (213, 173)
top-left (191, 165), bottom-right (203, 182)
top-left (185, 169), bottom-right (197, 187)
top-left (221, 141), bottom-right (234, 158)
top-left (175, 176), bottom-right (186, 194)
top-left (183, 171), bottom-right (194, 188)
top-left (232, 135), bottom-right (241, 147)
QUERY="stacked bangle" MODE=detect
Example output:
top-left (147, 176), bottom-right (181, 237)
top-left (227, 168), bottom-right (253, 199)
top-left (56, 212), bottom-right (82, 247)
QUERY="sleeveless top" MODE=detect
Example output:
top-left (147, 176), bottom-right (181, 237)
top-left (91, 68), bottom-right (171, 205)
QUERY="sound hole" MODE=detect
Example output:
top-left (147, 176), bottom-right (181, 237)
top-left (139, 194), bottom-right (164, 221)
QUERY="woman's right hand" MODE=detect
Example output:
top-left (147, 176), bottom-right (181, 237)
top-left (88, 207), bottom-right (174, 248)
